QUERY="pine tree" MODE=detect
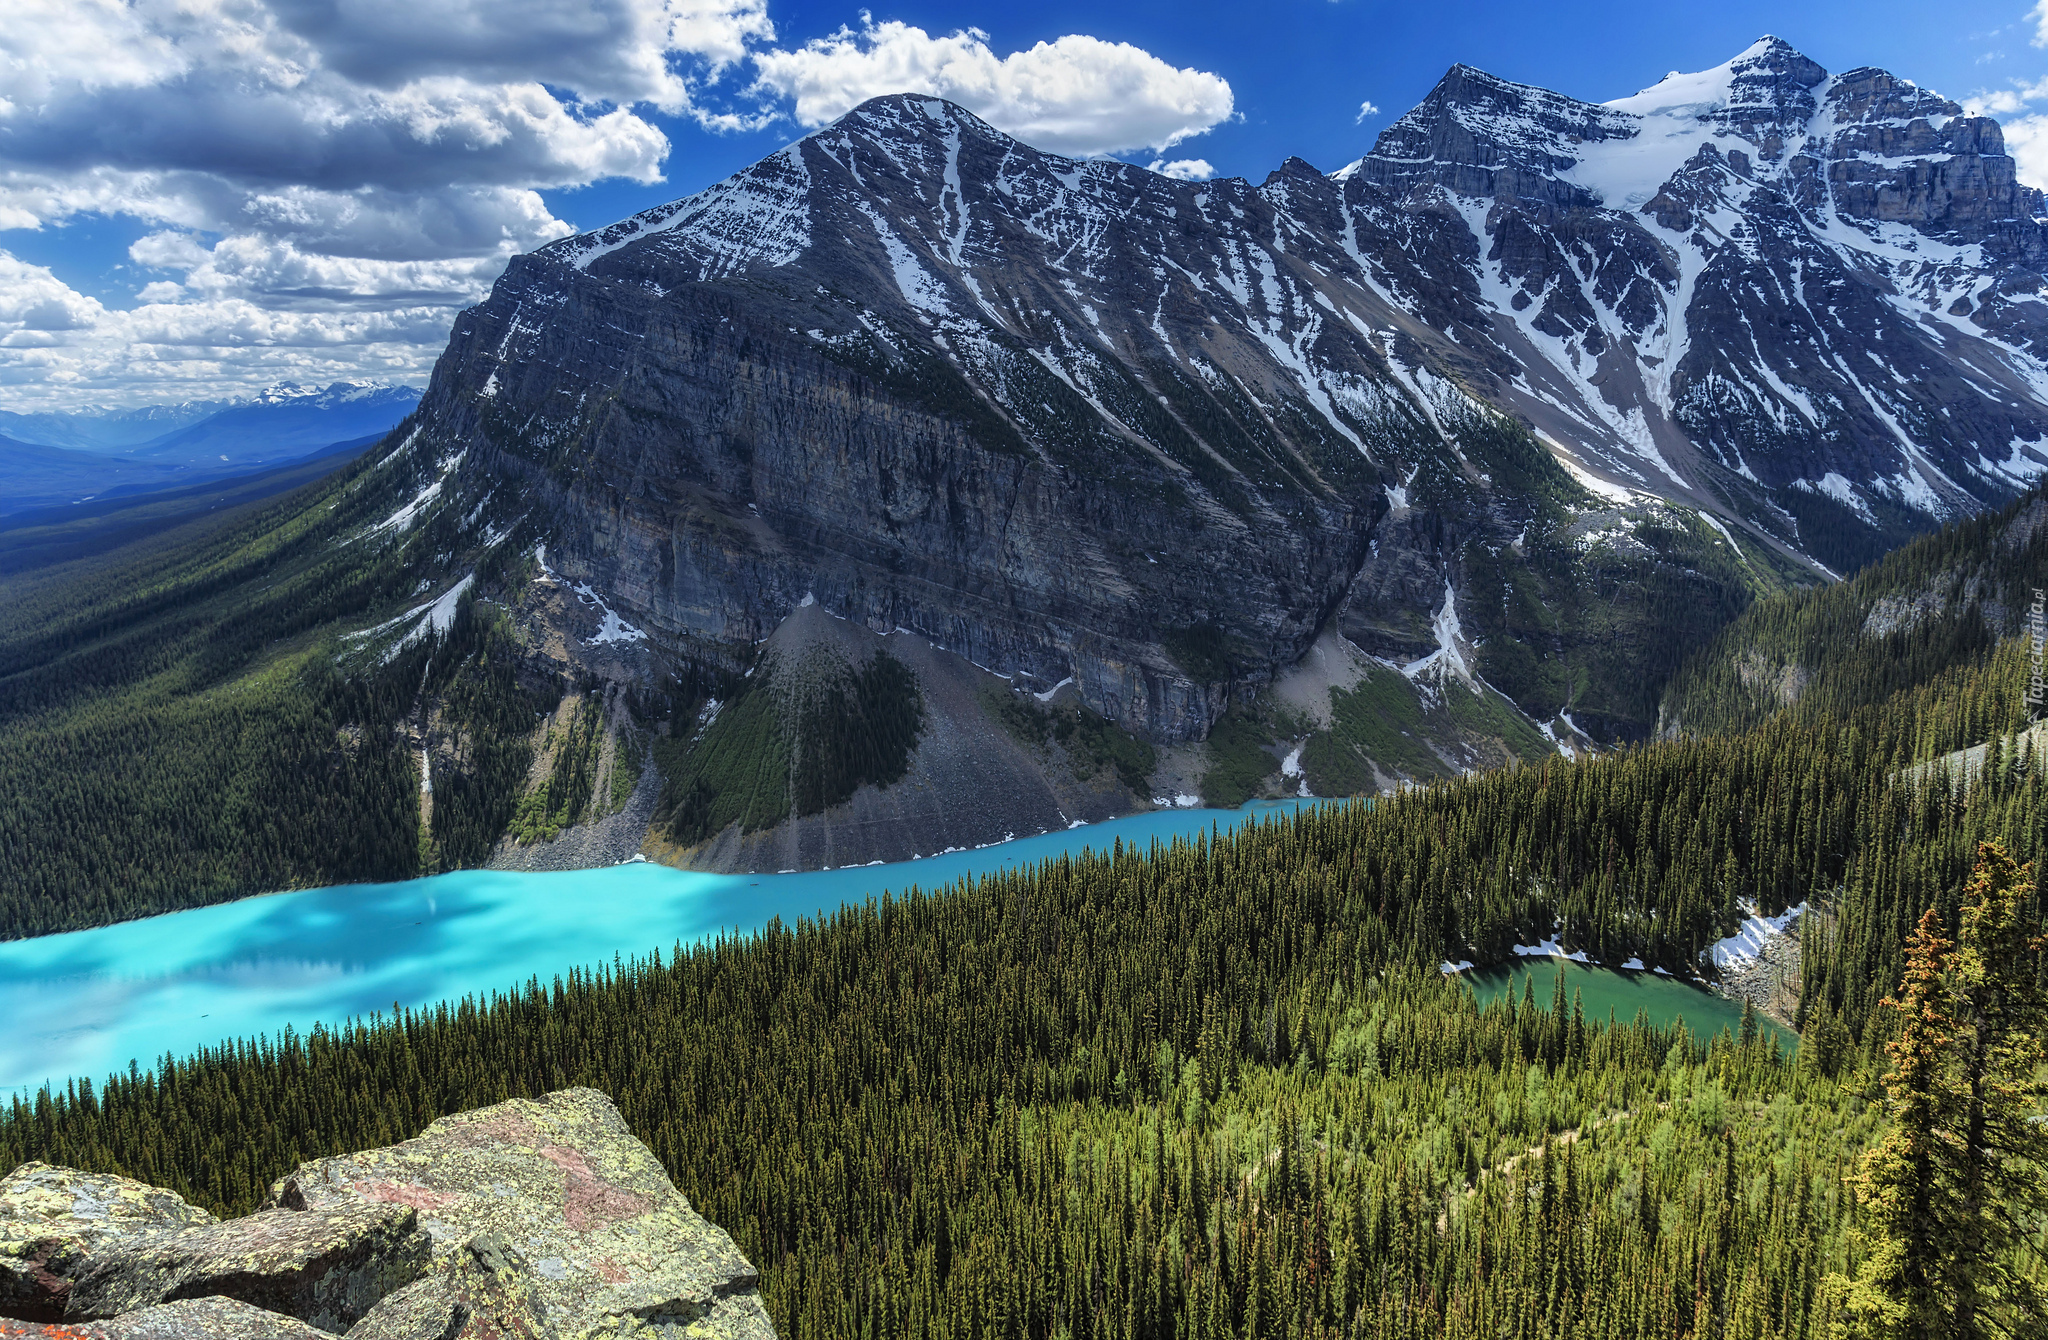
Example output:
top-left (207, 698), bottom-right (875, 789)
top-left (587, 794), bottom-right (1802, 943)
top-left (1832, 908), bottom-right (1959, 1340)
top-left (1943, 842), bottom-right (2048, 1338)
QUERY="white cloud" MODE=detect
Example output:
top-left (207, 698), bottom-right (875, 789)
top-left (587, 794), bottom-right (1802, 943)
top-left (0, 254), bottom-right (104, 334)
top-left (1965, 71), bottom-right (2048, 187)
top-left (1149, 158), bottom-right (1215, 181)
top-left (0, 2), bottom-right (1234, 407)
top-left (1997, 112), bottom-right (2048, 188)
top-left (1355, 99), bottom-right (1380, 123)
top-left (0, 250), bottom-right (461, 406)
top-left (2033, 0), bottom-right (2048, 46)
top-left (750, 21), bottom-right (1233, 156)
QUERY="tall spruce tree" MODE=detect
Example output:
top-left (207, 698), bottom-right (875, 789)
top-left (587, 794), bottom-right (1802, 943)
top-left (1834, 908), bottom-right (1960, 1340)
top-left (1944, 843), bottom-right (2048, 1338)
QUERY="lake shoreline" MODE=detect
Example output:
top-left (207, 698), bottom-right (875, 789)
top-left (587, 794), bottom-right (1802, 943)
top-left (1, 799), bottom-right (1323, 1095)
top-left (1459, 955), bottom-right (1798, 1047)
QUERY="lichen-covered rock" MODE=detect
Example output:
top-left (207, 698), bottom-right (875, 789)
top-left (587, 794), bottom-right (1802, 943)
top-left (269, 1089), bottom-right (771, 1340)
top-left (63, 1204), bottom-right (427, 1333)
top-left (1, 1296), bottom-right (335, 1339)
top-left (343, 1233), bottom-right (548, 1340)
top-left (78, 1297), bottom-right (338, 1339)
top-left (1, 1165), bottom-right (217, 1322)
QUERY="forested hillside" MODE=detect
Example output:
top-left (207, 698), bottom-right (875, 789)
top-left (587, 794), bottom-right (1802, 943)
top-left (7, 552), bottom-right (2048, 1333)
top-left (0, 423), bottom-right (546, 937)
top-left (1660, 486), bottom-right (2048, 740)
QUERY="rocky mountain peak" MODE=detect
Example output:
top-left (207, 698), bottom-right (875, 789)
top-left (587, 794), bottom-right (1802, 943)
top-left (1722, 35), bottom-right (1828, 100)
top-left (1344, 63), bottom-right (1627, 205)
top-left (374, 34), bottom-right (2048, 769)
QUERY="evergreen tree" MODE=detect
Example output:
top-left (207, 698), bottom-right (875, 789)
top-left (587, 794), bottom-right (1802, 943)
top-left (1944, 843), bottom-right (2048, 1338)
top-left (1833, 909), bottom-right (1959, 1340)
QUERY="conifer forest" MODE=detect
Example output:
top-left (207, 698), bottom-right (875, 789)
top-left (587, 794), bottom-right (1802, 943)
top-left (6, 477), bottom-right (2047, 1335)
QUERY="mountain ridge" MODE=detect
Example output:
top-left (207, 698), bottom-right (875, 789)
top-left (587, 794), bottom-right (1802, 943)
top-left (6, 35), bottom-right (2048, 910)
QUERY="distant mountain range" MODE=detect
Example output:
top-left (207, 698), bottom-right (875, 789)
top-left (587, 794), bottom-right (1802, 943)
top-left (0, 382), bottom-right (419, 515)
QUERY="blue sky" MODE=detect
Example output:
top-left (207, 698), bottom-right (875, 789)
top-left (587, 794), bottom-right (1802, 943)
top-left (1, 0), bottom-right (2044, 408)
top-left (554, 0), bottom-right (2048, 217)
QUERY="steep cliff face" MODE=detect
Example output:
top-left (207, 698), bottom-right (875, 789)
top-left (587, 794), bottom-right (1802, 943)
top-left (411, 96), bottom-right (1416, 742)
top-left (375, 37), bottom-right (2048, 756)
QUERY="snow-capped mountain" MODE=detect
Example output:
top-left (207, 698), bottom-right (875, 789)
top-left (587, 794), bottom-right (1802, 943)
top-left (0, 399), bottom-right (235, 452)
top-left (0, 381), bottom-right (422, 516)
top-left (1338, 37), bottom-right (2048, 569)
top-left (380, 38), bottom-right (2048, 743)
top-left (132, 382), bottom-right (421, 465)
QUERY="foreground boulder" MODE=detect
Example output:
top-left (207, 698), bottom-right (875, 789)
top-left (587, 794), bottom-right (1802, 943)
top-left (340, 1233), bottom-right (547, 1339)
top-left (62, 1205), bottom-right (428, 1332)
top-left (86, 1297), bottom-right (337, 1338)
top-left (270, 1088), bottom-right (772, 1339)
top-left (1, 1089), bottom-right (773, 1339)
top-left (0, 1166), bottom-right (216, 1322)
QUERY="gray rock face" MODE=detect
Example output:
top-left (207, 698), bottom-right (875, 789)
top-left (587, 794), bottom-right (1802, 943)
top-left (269, 1089), bottom-right (772, 1340)
top-left (370, 33), bottom-right (2048, 757)
top-left (1, 1091), bottom-right (774, 1340)
top-left (1, 1165), bottom-right (217, 1322)
top-left (342, 1235), bottom-right (548, 1340)
top-left (63, 1205), bottom-right (429, 1332)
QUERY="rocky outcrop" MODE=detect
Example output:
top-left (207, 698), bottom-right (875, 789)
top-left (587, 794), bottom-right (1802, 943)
top-left (22, 1296), bottom-right (342, 1338)
top-left (1, 1167), bottom-right (217, 1322)
top-left (63, 1205), bottom-right (427, 1332)
top-left (0, 1091), bottom-right (773, 1340)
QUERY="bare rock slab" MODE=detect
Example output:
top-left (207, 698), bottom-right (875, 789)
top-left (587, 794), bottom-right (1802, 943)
top-left (1, 1165), bottom-right (217, 1322)
top-left (343, 1233), bottom-right (549, 1340)
top-left (63, 1204), bottom-right (427, 1333)
top-left (270, 1089), bottom-right (771, 1339)
top-left (81, 1297), bottom-right (339, 1339)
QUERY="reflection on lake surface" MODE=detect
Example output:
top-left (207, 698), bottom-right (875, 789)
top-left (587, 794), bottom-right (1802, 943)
top-left (2, 801), bottom-right (1318, 1093)
top-left (1463, 958), bottom-right (1793, 1049)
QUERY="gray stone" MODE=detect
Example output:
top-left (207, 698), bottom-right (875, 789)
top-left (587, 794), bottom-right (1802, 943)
top-left (79, 1297), bottom-right (338, 1340)
top-left (63, 1205), bottom-right (428, 1333)
top-left (343, 1234), bottom-right (550, 1340)
top-left (1, 1164), bottom-right (217, 1322)
top-left (269, 1090), bottom-right (772, 1340)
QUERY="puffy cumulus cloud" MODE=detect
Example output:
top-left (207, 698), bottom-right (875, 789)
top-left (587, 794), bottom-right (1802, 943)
top-left (0, 0), bottom-right (1235, 406)
top-left (750, 21), bottom-right (1233, 156)
top-left (266, 0), bottom-right (773, 108)
top-left (1149, 158), bottom-right (1215, 181)
top-left (0, 250), bottom-right (459, 408)
top-left (0, 255), bottom-right (105, 336)
top-left (0, 0), bottom-right (766, 406)
top-left (1997, 114), bottom-right (2048, 188)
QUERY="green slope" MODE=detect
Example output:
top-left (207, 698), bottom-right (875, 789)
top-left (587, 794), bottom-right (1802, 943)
top-left (1661, 484), bottom-right (2048, 740)
top-left (0, 425), bottom-right (542, 938)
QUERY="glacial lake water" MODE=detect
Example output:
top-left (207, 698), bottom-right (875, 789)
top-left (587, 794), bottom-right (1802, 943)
top-left (1464, 958), bottom-right (1794, 1050)
top-left (2, 801), bottom-right (1320, 1095)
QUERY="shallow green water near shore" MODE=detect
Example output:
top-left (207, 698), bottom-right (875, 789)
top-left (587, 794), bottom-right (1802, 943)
top-left (1464, 958), bottom-right (1794, 1049)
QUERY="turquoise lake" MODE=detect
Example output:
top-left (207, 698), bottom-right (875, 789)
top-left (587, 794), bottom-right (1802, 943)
top-left (1, 801), bottom-right (1318, 1095)
top-left (1464, 958), bottom-right (1794, 1050)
